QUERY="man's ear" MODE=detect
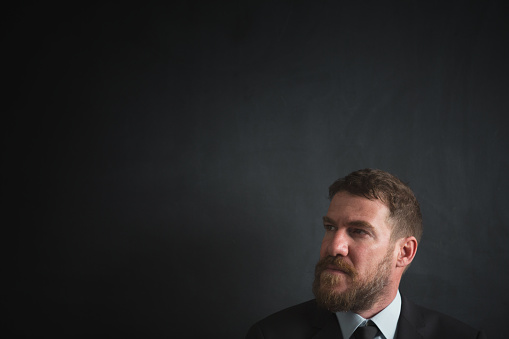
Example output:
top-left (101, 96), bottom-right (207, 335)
top-left (396, 236), bottom-right (418, 268)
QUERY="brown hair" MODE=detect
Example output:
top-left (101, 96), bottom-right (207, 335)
top-left (328, 168), bottom-right (422, 243)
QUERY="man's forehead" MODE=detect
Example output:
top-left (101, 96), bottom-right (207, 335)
top-left (326, 192), bottom-right (391, 226)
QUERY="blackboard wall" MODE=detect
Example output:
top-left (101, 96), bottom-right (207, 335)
top-left (6, 1), bottom-right (508, 338)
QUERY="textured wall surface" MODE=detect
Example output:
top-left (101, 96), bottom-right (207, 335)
top-left (5, 1), bottom-right (508, 338)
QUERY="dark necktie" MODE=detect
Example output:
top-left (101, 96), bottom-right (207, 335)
top-left (353, 321), bottom-right (378, 339)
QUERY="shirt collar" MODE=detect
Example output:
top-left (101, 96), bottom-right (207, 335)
top-left (335, 290), bottom-right (402, 339)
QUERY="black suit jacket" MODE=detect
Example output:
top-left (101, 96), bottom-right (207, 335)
top-left (247, 296), bottom-right (486, 339)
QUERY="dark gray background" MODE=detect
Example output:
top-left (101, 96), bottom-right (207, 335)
top-left (5, 1), bottom-right (508, 338)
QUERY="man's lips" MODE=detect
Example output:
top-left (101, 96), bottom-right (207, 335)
top-left (325, 265), bottom-right (347, 273)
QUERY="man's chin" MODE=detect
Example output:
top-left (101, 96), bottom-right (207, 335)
top-left (313, 288), bottom-right (354, 312)
top-left (312, 277), bottom-right (357, 312)
top-left (318, 282), bottom-right (349, 294)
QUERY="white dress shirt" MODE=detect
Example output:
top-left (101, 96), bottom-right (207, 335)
top-left (335, 290), bottom-right (402, 339)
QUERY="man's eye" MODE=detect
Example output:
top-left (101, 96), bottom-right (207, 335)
top-left (324, 225), bottom-right (336, 231)
top-left (351, 228), bottom-right (368, 235)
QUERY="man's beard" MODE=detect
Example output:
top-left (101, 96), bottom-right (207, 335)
top-left (312, 248), bottom-right (393, 313)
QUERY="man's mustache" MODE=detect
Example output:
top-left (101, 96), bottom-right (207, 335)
top-left (315, 256), bottom-right (357, 278)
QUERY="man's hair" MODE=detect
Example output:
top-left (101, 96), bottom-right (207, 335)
top-left (328, 168), bottom-right (422, 243)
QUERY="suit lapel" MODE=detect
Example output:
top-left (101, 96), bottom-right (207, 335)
top-left (310, 304), bottom-right (343, 339)
top-left (311, 317), bottom-right (343, 339)
top-left (395, 296), bottom-right (425, 339)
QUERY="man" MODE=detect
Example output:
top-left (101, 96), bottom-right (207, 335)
top-left (247, 169), bottom-right (485, 339)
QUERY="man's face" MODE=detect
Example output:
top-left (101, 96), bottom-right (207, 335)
top-left (312, 191), bottom-right (397, 312)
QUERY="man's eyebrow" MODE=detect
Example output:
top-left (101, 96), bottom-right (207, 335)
top-left (322, 217), bottom-right (375, 230)
top-left (322, 216), bottom-right (335, 224)
top-left (346, 220), bottom-right (375, 230)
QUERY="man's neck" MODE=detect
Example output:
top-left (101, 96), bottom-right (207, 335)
top-left (354, 288), bottom-right (399, 319)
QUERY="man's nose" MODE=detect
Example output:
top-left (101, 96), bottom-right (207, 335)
top-left (328, 230), bottom-right (349, 257)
